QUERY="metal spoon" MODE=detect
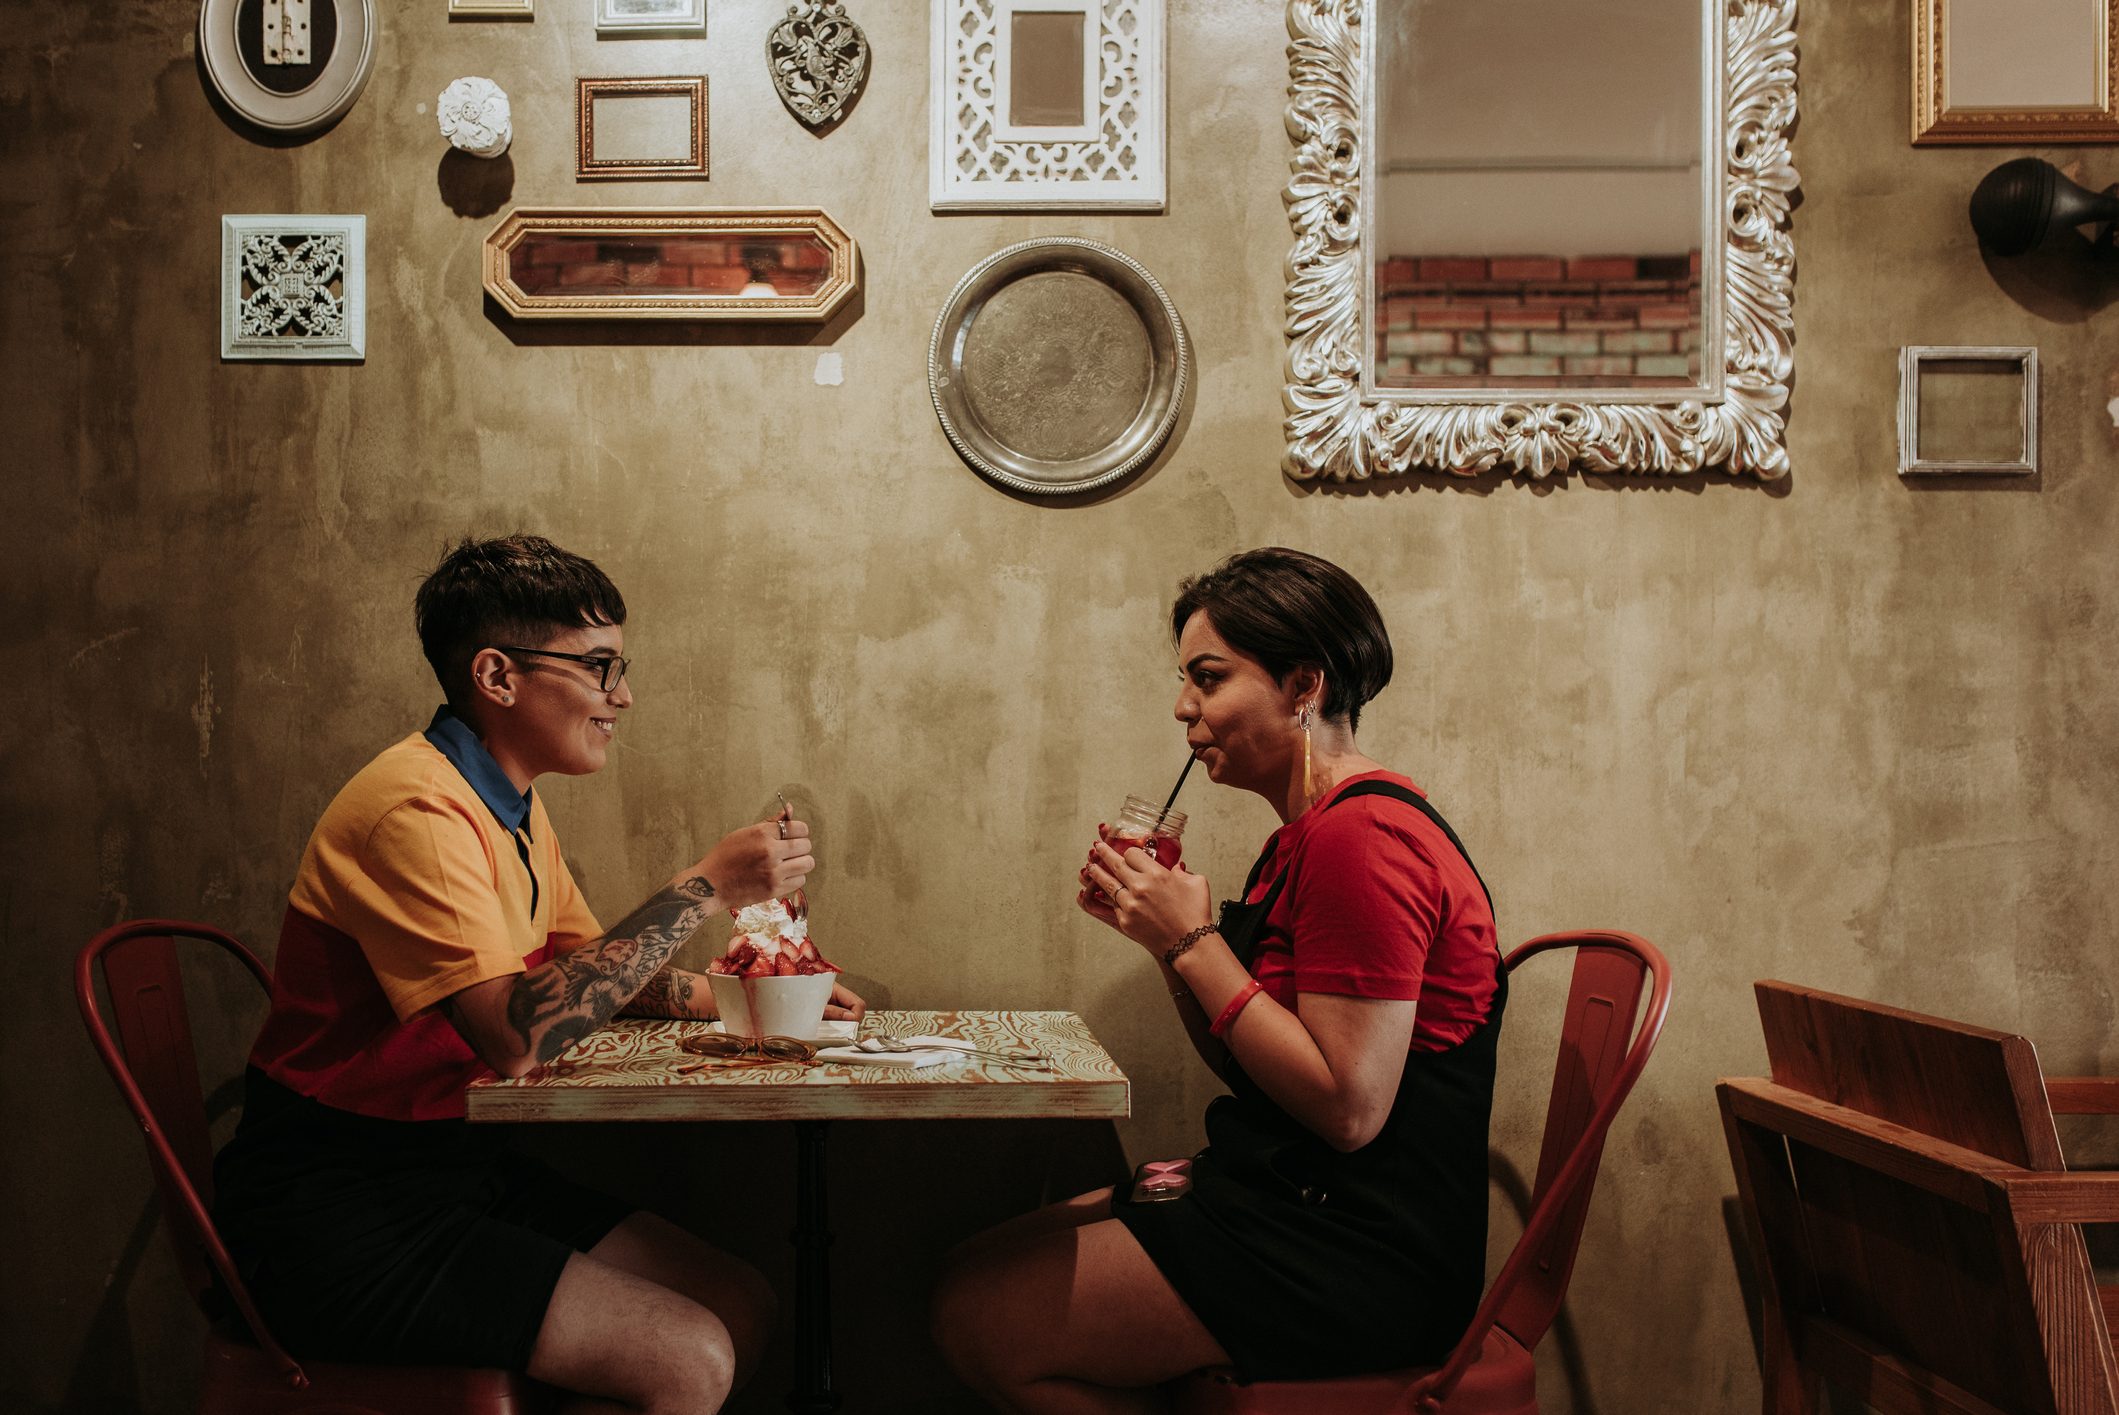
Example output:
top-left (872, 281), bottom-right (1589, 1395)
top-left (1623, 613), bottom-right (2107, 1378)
top-left (853, 1037), bottom-right (1048, 1068)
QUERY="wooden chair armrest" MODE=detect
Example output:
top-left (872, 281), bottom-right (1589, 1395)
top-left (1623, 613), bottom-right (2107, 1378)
top-left (2000, 1171), bottom-right (2119, 1223)
top-left (1720, 1078), bottom-right (2016, 1207)
top-left (2047, 1078), bottom-right (2119, 1115)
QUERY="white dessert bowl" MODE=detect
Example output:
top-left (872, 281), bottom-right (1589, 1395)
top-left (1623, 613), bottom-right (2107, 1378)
top-left (707, 970), bottom-right (838, 1041)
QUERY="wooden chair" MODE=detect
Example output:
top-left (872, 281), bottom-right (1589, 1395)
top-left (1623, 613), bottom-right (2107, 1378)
top-left (1718, 981), bottom-right (2119, 1415)
top-left (1176, 929), bottom-right (1673, 1415)
top-left (76, 918), bottom-right (554, 1414)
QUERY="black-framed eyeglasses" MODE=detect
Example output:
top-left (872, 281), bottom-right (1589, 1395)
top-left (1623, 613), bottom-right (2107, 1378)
top-left (490, 645), bottom-right (630, 693)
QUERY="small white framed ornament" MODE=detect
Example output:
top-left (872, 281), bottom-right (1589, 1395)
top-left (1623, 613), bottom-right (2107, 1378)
top-left (220, 215), bottom-right (366, 361)
top-left (929, 0), bottom-right (1165, 211)
top-left (596, 0), bottom-right (705, 34)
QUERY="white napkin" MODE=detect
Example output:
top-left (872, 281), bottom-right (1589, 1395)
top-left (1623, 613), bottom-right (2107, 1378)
top-left (814, 1034), bottom-right (973, 1069)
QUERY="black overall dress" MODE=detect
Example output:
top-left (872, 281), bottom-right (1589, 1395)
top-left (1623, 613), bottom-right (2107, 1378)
top-left (1112, 780), bottom-right (1507, 1380)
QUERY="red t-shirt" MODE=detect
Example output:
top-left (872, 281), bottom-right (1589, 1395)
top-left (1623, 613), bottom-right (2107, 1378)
top-left (1243, 770), bottom-right (1499, 1050)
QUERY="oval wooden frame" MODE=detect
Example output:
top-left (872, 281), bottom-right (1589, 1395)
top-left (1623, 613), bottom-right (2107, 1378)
top-left (481, 207), bottom-right (860, 322)
top-left (198, 0), bottom-right (377, 136)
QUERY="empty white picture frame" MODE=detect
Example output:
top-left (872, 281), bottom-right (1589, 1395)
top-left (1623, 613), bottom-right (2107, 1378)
top-left (1897, 346), bottom-right (2038, 475)
top-left (930, 0), bottom-right (1165, 211)
top-left (220, 215), bottom-right (366, 361)
top-left (596, 0), bottom-right (705, 33)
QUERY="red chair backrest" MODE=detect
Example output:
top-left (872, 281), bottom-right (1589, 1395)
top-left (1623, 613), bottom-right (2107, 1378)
top-left (75, 919), bottom-right (308, 1388)
top-left (1416, 931), bottom-right (1672, 1403)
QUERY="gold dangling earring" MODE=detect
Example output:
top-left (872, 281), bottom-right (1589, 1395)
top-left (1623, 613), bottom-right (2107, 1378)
top-left (1299, 703), bottom-right (1314, 805)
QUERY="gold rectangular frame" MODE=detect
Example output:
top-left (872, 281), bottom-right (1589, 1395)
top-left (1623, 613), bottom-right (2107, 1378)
top-left (1914, 0), bottom-right (2119, 144)
top-left (481, 207), bottom-right (860, 322)
top-left (575, 77), bottom-right (709, 179)
top-left (449, 0), bottom-right (533, 16)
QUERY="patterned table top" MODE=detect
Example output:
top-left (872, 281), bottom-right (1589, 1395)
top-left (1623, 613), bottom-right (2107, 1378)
top-left (465, 1010), bottom-right (1131, 1123)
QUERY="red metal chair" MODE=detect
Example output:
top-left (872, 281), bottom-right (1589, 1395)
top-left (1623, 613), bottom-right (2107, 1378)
top-left (1174, 929), bottom-right (1673, 1415)
top-left (76, 918), bottom-right (554, 1414)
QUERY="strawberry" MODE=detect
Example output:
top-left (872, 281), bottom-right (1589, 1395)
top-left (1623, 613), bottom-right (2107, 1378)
top-left (774, 954), bottom-right (798, 976)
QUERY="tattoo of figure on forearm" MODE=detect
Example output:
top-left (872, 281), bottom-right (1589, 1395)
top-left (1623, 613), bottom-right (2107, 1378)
top-left (507, 874), bottom-right (717, 1061)
top-left (625, 967), bottom-right (698, 1018)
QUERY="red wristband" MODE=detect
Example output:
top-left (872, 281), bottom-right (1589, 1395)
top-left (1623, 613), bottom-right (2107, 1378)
top-left (1209, 979), bottom-right (1264, 1039)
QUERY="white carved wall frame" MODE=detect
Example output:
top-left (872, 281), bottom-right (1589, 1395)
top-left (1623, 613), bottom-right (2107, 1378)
top-left (930, 0), bottom-right (1166, 211)
top-left (1281, 0), bottom-right (1800, 482)
top-left (220, 215), bottom-right (365, 361)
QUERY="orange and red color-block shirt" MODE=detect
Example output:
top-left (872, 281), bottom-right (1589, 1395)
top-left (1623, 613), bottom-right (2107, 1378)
top-left (247, 709), bottom-right (602, 1121)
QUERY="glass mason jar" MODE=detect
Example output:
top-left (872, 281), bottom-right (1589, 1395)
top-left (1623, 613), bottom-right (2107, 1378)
top-left (1089, 795), bottom-right (1187, 903)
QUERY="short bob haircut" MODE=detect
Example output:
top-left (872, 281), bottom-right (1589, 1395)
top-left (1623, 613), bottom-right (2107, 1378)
top-left (415, 535), bottom-right (627, 708)
top-left (1170, 547), bottom-right (1393, 732)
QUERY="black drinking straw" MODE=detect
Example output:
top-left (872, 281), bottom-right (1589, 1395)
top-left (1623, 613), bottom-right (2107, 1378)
top-left (1153, 751), bottom-right (1199, 832)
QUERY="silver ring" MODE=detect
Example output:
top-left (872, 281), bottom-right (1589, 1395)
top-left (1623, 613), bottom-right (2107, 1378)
top-left (1114, 883), bottom-right (1128, 896)
top-left (777, 821), bottom-right (788, 839)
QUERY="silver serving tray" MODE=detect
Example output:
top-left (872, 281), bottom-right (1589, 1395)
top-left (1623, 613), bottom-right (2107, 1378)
top-left (928, 238), bottom-right (1188, 495)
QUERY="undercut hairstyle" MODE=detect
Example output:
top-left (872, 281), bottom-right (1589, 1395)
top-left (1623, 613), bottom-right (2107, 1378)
top-left (1170, 547), bottom-right (1393, 732)
top-left (414, 535), bottom-right (627, 708)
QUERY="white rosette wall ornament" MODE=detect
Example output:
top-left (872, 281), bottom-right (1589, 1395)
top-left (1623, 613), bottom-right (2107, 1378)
top-left (438, 76), bottom-right (512, 159)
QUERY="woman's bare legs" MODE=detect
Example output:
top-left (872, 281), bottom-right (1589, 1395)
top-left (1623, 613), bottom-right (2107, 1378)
top-left (933, 1188), bottom-right (1231, 1415)
top-left (531, 1211), bottom-right (779, 1414)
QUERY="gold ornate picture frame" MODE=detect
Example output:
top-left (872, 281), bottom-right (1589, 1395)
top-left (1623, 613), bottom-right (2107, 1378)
top-left (1913, 0), bottom-right (2119, 144)
top-left (482, 207), bottom-right (858, 322)
top-left (575, 77), bottom-right (709, 179)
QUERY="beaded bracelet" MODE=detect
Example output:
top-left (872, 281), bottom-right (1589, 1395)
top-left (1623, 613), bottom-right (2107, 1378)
top-left (1162, 922), bottom-right (1219, 968)
top-left (1209, 979), bottom-right (1264, 1039)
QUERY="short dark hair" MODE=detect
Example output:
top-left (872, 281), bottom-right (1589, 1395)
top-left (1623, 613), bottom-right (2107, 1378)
top-left (414, 535), bottom-right (627, 707)
top-left (1170, 547), bottom-right (1393, 732)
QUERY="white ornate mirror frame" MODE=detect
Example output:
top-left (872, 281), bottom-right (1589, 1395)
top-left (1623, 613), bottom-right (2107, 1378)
top-left (1281, 0), bottom-right (1800, 481)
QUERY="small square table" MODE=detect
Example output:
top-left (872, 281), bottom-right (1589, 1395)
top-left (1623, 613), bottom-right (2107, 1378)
top-left (467, 1009), bottom-right (1129, 1413)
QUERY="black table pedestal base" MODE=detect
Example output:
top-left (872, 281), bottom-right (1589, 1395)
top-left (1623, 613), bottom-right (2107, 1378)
top-left (788, 1119), bottom-right (839, 1415)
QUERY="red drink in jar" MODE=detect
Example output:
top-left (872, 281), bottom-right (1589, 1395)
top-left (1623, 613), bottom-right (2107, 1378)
top-left (1088, 795), bottom-right (1187, 904)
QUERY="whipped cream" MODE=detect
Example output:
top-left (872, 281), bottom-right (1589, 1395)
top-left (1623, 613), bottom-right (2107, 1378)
top-left (727, 898), bottom-right (807, 958)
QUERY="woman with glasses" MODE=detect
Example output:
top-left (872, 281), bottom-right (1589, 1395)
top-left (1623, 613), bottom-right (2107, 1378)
top-left (213, 534), bottom-right (863, 1414)
top-left (933, 547), bottom-right (1504, 1412)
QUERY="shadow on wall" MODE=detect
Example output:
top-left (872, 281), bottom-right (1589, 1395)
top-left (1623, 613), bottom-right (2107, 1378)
top-left (1979, 225), bottom-right (2119, 324)
top-left (438, 150), bottom-right (515, 220)
top-left (62, 1074), bottom-right (245, 1413)
top-left (1489, 1147), bottom-right (1599, 1415)
top-left (480, 284), bottom-right (866, 351)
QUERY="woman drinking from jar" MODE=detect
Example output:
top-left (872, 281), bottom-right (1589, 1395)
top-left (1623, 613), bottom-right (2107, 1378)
top-left (933, 546), bottom-right (1504, 1412)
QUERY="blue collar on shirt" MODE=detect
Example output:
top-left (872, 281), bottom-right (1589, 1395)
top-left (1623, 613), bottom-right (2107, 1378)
top-left (423, 706), bottom-right (532, 834)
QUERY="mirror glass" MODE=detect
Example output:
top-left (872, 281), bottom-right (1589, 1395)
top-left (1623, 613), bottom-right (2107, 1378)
top-left (1372, 0), bottom-right (1706, 391)
top-left (1946, 0), bottom-right (2102, 108)
top-left (505, 234), bottom-right (835, 298)
top-left (1011, 12), bottom-right (1088, 126)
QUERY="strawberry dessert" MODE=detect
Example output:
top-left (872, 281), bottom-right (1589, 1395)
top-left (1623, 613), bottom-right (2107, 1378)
top-left (708, 896), bottom-right (839, 978)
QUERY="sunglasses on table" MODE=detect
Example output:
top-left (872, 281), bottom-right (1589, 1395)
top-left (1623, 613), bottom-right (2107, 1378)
top-left (677, 1033), bottom-right (818, 1068)
top-left (488, 645), bottom-right (631, 692)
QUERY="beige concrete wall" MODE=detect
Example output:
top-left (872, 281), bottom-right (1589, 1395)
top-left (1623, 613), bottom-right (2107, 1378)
top-left (6, 0), bottom-right (2118, 1410)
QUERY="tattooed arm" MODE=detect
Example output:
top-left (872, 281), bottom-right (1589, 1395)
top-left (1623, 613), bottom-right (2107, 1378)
top-left (622, 964), bottom-right (714, 1020)
top-left (443, 813), bottom-right (819, 1074)
top-left (441, 874), bottom-right (723, 1076)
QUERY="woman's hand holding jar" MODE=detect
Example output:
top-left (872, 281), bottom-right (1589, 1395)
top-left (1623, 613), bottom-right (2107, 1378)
top-left (1081, 837), bottom-right (1213, 956)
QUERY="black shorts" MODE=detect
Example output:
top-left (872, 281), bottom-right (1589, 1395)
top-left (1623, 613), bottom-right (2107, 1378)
top-left (212, 1069), bottom-right (632, 1369)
